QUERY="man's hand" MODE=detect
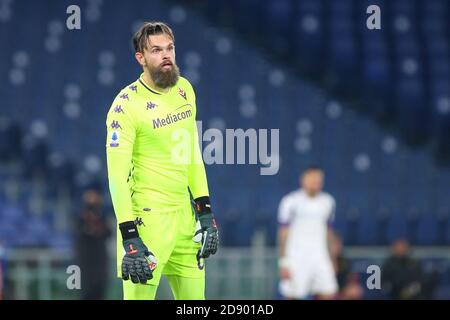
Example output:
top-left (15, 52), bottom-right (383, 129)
top-left (192, 197), bottom-right (219, 258)
top-left (119, 220), bottom-right (157, 284)
top-left (278, 257), bottom-right (291, 280)
top-left (197, 213), bottom-right (219, 258)
top-left (279, 266), bottom-right (291, 280)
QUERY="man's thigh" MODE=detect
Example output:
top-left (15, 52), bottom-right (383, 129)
top-left (166, 275), bottom-right (205, 300)
top-left (163, 204), bottom-right (204, 279)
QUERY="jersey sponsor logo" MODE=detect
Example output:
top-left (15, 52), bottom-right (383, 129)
top-left (147, 101), bottom-right (157, 110)
top-left (119, 93), bottom-right (129, 100)
top-left (152, 109), bottom-right (193, 129)
top-left (178, 87), bottom-right (187, 100)
top-left (113, 105), bottom-right (124, 113)
top-left (110, 120), bottom-right (122, 129)
top-left (128, 85), bottom-right (137, 92)
top-left (109, 131), bottom-right (119, 147)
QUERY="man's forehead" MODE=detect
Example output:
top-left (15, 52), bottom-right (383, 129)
top-left (302, 170), bottom-right (323, 178)
top-left (147, 34), bottom-right (174, 47)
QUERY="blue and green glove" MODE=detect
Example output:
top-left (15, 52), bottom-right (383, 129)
top-left (193, 196), bottom-right (219, 258)
top-left (119, 219), bottom-right (157, 284)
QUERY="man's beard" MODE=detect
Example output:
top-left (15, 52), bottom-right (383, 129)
top-left (147, 62), bottom-right (180, 89)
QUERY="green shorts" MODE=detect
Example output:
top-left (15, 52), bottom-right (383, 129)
top-left (116, 202), bottom-right (204, 285)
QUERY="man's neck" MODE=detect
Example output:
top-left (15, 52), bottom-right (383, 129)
top-left (303, 190), bottom-right (318, 198)
top-left (142, 70), bottom-right (170, 93)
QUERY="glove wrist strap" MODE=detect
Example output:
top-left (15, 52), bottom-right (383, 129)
top-left (119, 220), bottom-right (139, 240)
top-left (194, 196), bottom-right (212, 214)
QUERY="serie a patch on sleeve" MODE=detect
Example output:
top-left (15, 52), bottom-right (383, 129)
top-left (110, 130), bottom-right (120, 147)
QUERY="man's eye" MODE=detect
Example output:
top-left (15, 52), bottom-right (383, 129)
top-left (153, 48), bottom-right (161, 53)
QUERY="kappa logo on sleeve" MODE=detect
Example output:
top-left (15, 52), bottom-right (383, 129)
top-left (113, 105), bottom-right (124, 113)
top-left (109, 131), bottom-right (120, 147)
top-left (146, 101), bottom-right (157, 110)
top-left (111, 120), bottom-right (122, 129)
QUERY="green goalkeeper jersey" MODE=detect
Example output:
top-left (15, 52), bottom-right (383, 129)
top-left (106, 74), bottom-right (209, 223)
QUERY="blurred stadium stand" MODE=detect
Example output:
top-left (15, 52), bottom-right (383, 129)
top-left (0, 0), bottom-right (449, 299)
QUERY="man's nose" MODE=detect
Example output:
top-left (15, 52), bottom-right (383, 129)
top-left (162, 49), bottom-right (171, 59)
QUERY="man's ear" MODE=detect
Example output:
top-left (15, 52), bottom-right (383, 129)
top-left (135, 52), bottom-right (145, 67)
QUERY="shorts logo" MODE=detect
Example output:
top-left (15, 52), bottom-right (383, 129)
top-left (109, 131), bottom-right (119, 147)
top-left (178, 87), bottom-right (187, 100)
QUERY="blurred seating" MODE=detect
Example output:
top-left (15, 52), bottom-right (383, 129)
top-left (0, 0), bottom-right (449, 250)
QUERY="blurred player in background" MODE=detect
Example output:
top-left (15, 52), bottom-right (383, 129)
top-left (75, 186), bottom-right (111, 300)
top-left (106, 21), bottom-right (218, 300)
top-left (382, 238), bottom-right (438, 299)
top-left (329, 232), bottom-right (363, 300)
top-left (277, 166), bottom-right (338, 299)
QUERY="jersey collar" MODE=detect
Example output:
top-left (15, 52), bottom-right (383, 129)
top-left (139, 73), bottom-right (172, 95)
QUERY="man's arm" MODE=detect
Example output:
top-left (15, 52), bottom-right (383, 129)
top-left (277, 196), bottom-right (293, 279)
top-left (186, 84), bottom-right (218, 258)
top-left (105, 100), bottom-right (136, 223)
top-left (278, 225), bottom-right (290, 259)
top-left (327, 227), bottom-right (335, 251)
top-left (327, 197), bottom-right (337, 255)
top-left (186, 84), bottom-right (209, 199)
top-left (187, 120), bottom-right (210, 199)
top-left (106, 96), bottom-right (156, 284)
top-left (277, 195), bottom-right (293, 258)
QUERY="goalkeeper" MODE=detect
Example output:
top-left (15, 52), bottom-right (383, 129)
top-left (106, 21), bottom-right (218, 300)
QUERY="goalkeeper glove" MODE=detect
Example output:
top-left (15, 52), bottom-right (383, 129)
top-left (119, 219), bottom-right (157, 284)
top-left (192, 196), bottom-right (219, 258)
